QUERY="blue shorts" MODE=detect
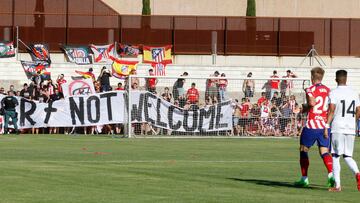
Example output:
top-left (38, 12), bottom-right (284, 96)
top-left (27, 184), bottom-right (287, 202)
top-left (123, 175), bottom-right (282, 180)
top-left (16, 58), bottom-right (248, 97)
top-left (300, 127), bottom-right (331, 148)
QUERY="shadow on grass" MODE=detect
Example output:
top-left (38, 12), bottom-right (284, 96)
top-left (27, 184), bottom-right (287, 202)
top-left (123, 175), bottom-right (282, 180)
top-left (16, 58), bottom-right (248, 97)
top-left (228, 178), bottom-right (325, 190)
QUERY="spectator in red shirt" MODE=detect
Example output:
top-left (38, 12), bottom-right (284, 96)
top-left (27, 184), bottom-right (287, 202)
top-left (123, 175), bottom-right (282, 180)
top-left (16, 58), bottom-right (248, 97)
top-left (56, 74), bottom-right (66, 93)
top-left (257, 92), bottom-right (267, 106)
top-left (238, 98), bottom-right (252, 136)
top-left (240, 98), bottom-right (252, 118)
top-left (269, 70), bottom-right (280, 100)
top-left (146, 69), bottom-right (157, 93)
top-left (186, 83), bottom-right (199, 104)
top-left (115, 82), bottom-right (124, 91)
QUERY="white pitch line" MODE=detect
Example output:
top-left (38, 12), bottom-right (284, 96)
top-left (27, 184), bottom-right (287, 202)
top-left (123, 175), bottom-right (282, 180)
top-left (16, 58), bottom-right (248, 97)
top-left (26, 137), bottom-right (117, 142)
top-left (0, 160), bottom-right (296, 163)
top-left (135, 136), bottom-right (296, 139)
top-left (4, 136), bottom-right (297, 142)
top-left (0, 138), bottom-right (17, 142)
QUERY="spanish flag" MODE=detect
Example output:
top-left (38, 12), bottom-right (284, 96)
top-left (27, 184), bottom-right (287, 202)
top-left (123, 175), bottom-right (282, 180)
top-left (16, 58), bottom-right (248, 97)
top-left (143, 45), bottom-right (172, 63)
top-left (111, 58), bottom-right (138, 79)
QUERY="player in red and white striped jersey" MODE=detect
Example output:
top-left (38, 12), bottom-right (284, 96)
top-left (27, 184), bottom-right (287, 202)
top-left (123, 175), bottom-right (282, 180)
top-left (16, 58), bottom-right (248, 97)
top-left (295, 67), bottom-right (335, 188)
top-left (304, 83), bottom-right (330, 129)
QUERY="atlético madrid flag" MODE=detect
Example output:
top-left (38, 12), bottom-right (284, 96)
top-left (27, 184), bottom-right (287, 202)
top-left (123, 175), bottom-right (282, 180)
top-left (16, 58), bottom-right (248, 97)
top-left (111, 57), bottom-right (138, 79)
top-left (90, 44), bottom-right (117, 63)
top-left (143, 45), bottom-right (172, 63)
top-left (150, 60), bottom-right (172, 76)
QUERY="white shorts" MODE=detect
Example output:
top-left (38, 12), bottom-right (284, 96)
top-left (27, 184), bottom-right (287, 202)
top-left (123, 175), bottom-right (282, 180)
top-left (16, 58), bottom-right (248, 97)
top-left (331, 133), bottom-right (355, 157)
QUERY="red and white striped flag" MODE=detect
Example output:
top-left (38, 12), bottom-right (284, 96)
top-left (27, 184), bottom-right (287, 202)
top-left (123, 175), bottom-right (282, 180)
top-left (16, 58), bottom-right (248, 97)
top-left (90, 44), bottom-right (117, 63)
top-left (151, 61), bottom-right (172, 76)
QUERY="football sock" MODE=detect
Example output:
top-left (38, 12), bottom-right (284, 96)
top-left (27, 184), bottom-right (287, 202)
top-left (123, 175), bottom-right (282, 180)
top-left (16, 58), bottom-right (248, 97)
top-left (344, 156), bottom-right (360, 175)
top-left (332, 155), bottom-right (341, 188)
top-left (300, 151), bottom-right (309, 177)
top-left (321, 153), bottom-right (333, 174)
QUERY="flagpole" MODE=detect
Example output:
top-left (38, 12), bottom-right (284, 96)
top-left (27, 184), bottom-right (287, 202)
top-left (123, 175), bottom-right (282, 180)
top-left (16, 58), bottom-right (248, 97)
top-left (114, 41), bottom-right (118, 58)
top-left (16, 26), bottom-right (19, 61)
top-left (18, 38), bottom-right (32, 51)
top-left (127, 75), bottom-right (132, 138)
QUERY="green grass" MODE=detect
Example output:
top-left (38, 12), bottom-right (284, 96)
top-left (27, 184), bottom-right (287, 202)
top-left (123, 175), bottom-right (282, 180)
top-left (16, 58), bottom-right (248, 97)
top-left (0, 135), bottom-right (360, 203)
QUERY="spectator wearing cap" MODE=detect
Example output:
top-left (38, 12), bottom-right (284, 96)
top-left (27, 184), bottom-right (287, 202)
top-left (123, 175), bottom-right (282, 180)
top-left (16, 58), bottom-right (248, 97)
top-left (206, 71), bottom-right (220, 103)
top-left (146, 69), bottom-right (157, 93)
top-left (99, 66), bottom-right (112, 92)
top-left (243, 72), bottom-right (255, 98)
top-left (173, 72), bottom-right (188, 101)
top-left (186, 83), bottom-right (199, 105)
top-left (269, 70), bottom-right (280, 100)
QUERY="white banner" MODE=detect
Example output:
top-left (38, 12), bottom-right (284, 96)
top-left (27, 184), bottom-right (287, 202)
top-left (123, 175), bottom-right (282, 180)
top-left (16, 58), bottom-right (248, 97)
top-left (61, 78), bottom-right (96, 97)
top-left (0, 92), bottom-right (233, 133)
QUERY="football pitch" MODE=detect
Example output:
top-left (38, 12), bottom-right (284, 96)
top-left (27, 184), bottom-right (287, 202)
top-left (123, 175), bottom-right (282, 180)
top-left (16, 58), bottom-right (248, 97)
top-left (0, 135), bottom-right (359, 203)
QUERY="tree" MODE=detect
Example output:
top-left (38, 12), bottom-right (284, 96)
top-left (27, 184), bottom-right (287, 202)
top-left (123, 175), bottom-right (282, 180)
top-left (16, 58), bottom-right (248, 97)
top-left (246, 0), bottom-right (256, 16)
top-left (246, 0), bottom-right (256, 53)
top-left (142, 0), bottom-right (151, 15)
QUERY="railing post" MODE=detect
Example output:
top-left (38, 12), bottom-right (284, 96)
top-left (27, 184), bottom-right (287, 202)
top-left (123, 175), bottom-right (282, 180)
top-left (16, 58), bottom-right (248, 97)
top-left (16, 26), bottom-right (19, 61)
top-left (127, 75), bottom-right (132, 138)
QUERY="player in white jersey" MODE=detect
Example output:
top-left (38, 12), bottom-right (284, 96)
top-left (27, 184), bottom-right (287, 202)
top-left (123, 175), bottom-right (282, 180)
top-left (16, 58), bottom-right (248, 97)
top-left (324, 70), bottom-right (360, 192)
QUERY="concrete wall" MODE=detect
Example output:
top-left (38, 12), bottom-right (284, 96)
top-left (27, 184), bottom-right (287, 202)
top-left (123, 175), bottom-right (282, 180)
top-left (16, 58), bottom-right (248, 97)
top-left (102, 0), bottom-right (360, 18)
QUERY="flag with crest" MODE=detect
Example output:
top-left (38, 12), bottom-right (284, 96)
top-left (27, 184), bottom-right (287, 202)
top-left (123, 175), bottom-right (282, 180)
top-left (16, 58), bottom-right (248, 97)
top-left (61, 45), bottom-right (92, 65)
top-left (27, 44), bottom-right (51, 64)
top-left (119, 44), bottom-right (140, 57)
top-left (21, 60), bottom-right (51, 80)
top-left (111, 58), bottom-right (138, 79)
top-left (150, 60), bottom-right (172, 76)
top-left (90, 44), bottom-right (117, 63)
top-left (0, 41), bottom-right (15, 58)
top-left (143, 45), bottom-right (172, 63)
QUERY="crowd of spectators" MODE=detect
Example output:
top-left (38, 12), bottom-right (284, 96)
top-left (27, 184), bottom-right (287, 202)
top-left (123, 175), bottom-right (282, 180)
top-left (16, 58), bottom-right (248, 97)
top-left (231, 92), bottom-right (303, 137)
top-left (1, 67), bottom-right (305, 136)
top-left (123, 68), bottom-right (304, 136)
top-left (0, 66), bottom-right (123, 135)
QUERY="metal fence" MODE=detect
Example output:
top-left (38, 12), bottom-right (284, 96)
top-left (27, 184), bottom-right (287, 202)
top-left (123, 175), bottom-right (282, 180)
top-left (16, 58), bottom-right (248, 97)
top-left (125, 75), bottom-right (309, 137)
top-left (1, 0), bottom-right (360, 56)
